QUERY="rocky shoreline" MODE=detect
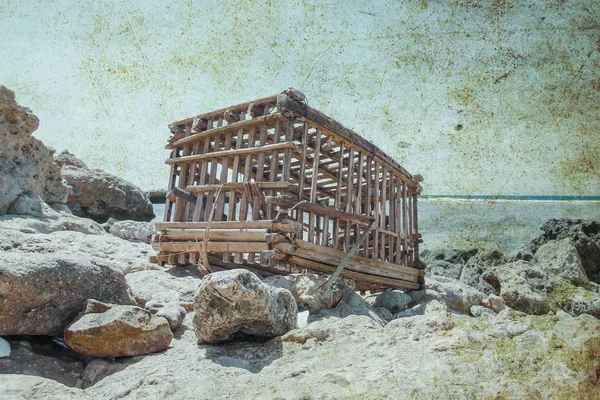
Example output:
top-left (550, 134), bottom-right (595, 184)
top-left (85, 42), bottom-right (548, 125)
top-left (1, 86), bottom-right (600, 399)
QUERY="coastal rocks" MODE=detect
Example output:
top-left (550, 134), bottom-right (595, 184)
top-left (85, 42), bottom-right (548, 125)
top-left (193, 269), bottom-right (297, 343)
top-left (517, 218), bottom-right (600, 283)
top-left (0, 86), bottom-right (68, 215)
top-left (420, 248), bottom-right (479, 280)
top-left (459, 249), bottom-right (507, 295)
top-left (126, 269), bottom-right (202, 305)
top-left (64, 300), bottom-right (173, 358)
top-left (0, 252), bottom-right (135, 336)
top-left (0, 375), bottom-right (88, 400)
top-left (483, 260), bottom-right (600, 318)
top-left (318, 292), bottom-right (386, 326)
top-left (532, 238), bottom-right (589, 286)
top-left (0, 215), bottom-right (157, 274)
top-left (145, 300), bottom-right (187, 332)
top-left (109, 220), bottom-right (156, 242)
top-left (55, 150), bottom-right (154, 223)
top-left (408, 276), bottom-right (486, 314)
top-left (263, 273), bottom-right (355, 314)
top-left (365, 290), bottom-right (411, 314)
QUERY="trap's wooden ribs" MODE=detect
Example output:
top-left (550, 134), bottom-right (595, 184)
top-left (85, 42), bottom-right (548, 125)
top-left (153, 89), bottom-right (424, 291)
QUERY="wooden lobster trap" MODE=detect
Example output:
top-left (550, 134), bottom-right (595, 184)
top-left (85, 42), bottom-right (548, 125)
top-left (152, 89), bottom-right (424, 291)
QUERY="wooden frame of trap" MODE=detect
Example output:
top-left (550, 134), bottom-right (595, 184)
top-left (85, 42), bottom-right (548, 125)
top-left (152, 91), bottom-right (424, 292)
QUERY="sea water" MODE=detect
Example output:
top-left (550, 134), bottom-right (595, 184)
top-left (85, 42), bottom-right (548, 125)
top-left (419, 197), bottom-right (600, 255)
top-left (152, 198), bottom-right (600, 256)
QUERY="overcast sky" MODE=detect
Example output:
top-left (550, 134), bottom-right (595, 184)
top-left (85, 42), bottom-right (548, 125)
top-left (2, 0), bottom-right (599, 195)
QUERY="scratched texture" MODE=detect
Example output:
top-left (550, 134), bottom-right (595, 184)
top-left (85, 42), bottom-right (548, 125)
top-left (1, 0), bottom-right (598, 195)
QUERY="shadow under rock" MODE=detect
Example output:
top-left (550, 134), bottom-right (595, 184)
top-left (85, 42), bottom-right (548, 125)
top-left (165, 264), bottom-right (206, 279)
top-left (203, 336), bottom-right (284, 373)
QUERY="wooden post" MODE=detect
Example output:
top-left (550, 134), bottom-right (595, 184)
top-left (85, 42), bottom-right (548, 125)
top-left (308, 129), bottom-right (322, 243)
top-left (333, 142), bottom-right (344, 250)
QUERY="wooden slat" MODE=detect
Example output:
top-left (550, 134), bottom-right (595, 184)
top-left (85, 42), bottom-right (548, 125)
top-left (154, 241), bottom-right (269, 253)
top-left (156, 220), bottom-right (303, 234)
top-left (289, 239), bottom-right (424, 279)
top-left (188, 182), bottom-right (294, 193)
top-left (162, 229), bottom-right (268, 242)
top-left (285, 255), bottom-right (420, 290)
top-left (276, 94), bottom-right (422, 192)
top-left (169, 95), bottom-right (278, 128)
top-left (166, 142), bottom-right (297, 164)
top-left (266, 195), bottom-right (374, 226)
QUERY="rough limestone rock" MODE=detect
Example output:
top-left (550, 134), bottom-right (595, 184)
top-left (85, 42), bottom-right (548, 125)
top-left (459, 248), bottom-right (507, 295)
top-left (318, 292), bottom-right (386, 326)
top-left (145, 299), bottom-right (187, 332)
top-left (0, 375), bottom-right (89, 400)
top-left (0, 214), bottom-right (157, 275)
top-left (55, 150), bottom-right (154, 223)
top-left (0, 252), bottom-right (135, 336)
top-left (408, 276), bottom-right (486, 314)
top-left (517, 218), bottom-right (600, 283)
top-left (365, 290), bottom-right (412, 314)
top-left (126, 269), bottom-right (202, 305)
top-left (532, 238), bottom-right (589, 286)
top-left (470, 305), bottom-right (496, 317)
top-left (64, 300), bottom-right (173, 358)
top-left (483, 260), bottom-right (600, 318)
top-left (421, 248), bottom-right (479, 280)
top-left (0, 86), bottom-right (68, 215)
top-left (482, 293), bottom-right (506, 313)
top-left (109, 220), bottom-right (156, 242)
top-left (263, 273), bottom-right (355, 314)
top-left (193, 269), bottom-right (297, 343)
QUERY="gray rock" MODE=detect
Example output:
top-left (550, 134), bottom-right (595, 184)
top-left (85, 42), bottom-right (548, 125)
top-left (0, 375), bottom-right (88, 399)
top-left (126, 269), bottom-right (202, 305)
top-left (145, 299), bottom-right (187, 332)
top-left (459, 249), bottom-right (507, 295)
top-left (55, 150), bottom-right (154, 223)
top-left (64, 300), bottom-right (173, 358)
top-left (0, 337), bottom-right (10, 358)
top-left (483, 261), bottom-right (600, 318)
top-left (408, 276), bottom-right (486, 314)
top-left (109, 220), bottom-right (156, 242)
top-left (470, 305), bottom-right (496, 317)
top-left (421, 248), bottom-right (479, 280)
top-left (533, 238), bottom-right (589, 286)
top-left (80, 359), bottom-right (123, 389)
top-left (372, 306), bottom-right (394, 321)
top-left (516, 218), bottom-right (600, 283)
top-left (0, 86), bottom-right (68, 216)
top-left (0, 215), bottom-right (157, 274)
top-left (0, 252), bottom-right (135, 336)
top-left (318, 292), bottom-right (386, 326)
top-left (263, 273), bottom-right (355, 314)
top-left (482, 294), bottom-right (506, 313)
top-left (193, 269), bottom-right (297, 343)
top-left (365, 290), bottom-right (412, 314)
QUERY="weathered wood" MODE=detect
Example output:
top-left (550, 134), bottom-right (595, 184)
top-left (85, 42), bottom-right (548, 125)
top-left (154, 241), bottom-right (269, 253)
top-left (284, 255), bottom-right (420, 290)
top-left (166, 142), bottom-right (298, 165)
top-left (156, 220), bottom-right (303, 234)
top-left (187, 182), bottom-right (294, 193)
top-left (277, 93), bottom-right (422, 192)
top-left (290, 239), bottom-right (424, 278)
top-left (169, 112), bottom-right (285, 148)
top-left (161, 229), bottom-right (269, 242)
top-left (266, 195), bottom-right (374, 226)
top-left (323, 219), bottom-right (375, 292)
